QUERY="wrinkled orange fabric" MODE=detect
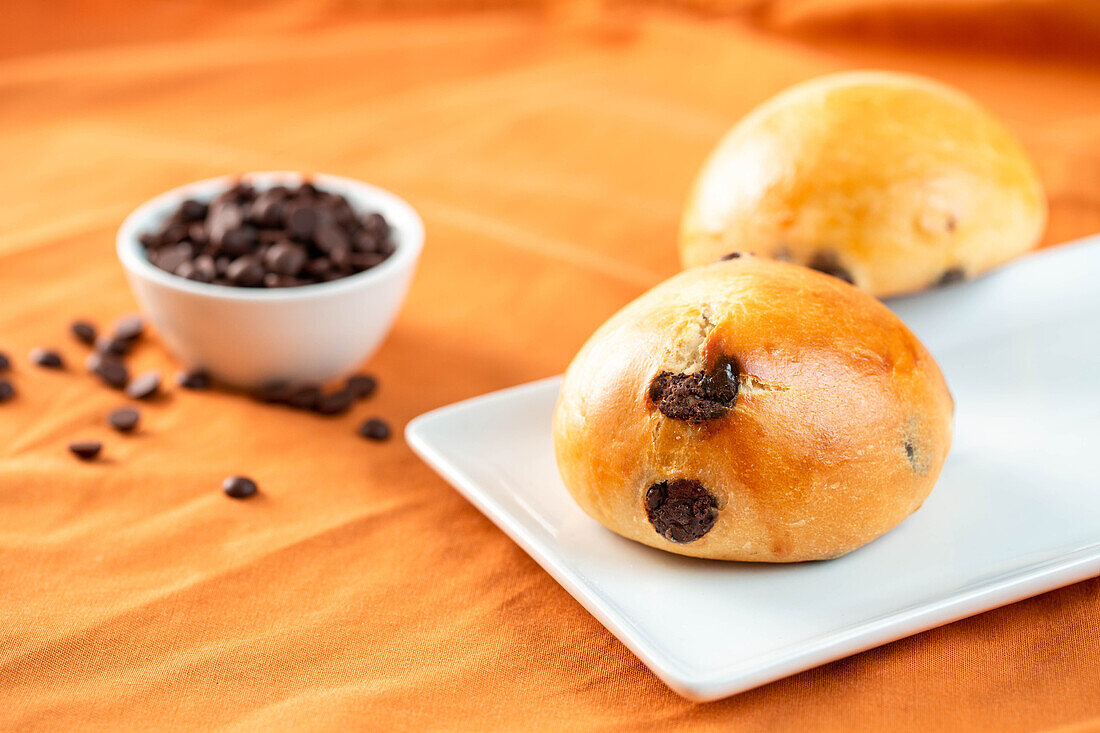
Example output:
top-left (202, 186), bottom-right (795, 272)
top-left (2, 2), bottom-right (1100, 730)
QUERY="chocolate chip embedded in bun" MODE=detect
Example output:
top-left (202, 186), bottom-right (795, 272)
top-left (644, 480), bottom-right (719, 543)
top-left (648, 359), bottom-right (739, 423)
top-left (552, 256), bottom-right (954, 562)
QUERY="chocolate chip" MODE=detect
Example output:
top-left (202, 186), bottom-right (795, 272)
top-left (208, 206), bottom-right (245, 250)
top-left (191, 255), bottom-right (217, 283)
top-left (226, 255), bottom-right (266, 287)
top-left (176, 369), bottom-right (211, 390)
top-left (649, 359), bottom-right (739, 423)
top-left (264, 241), bottom-right (307, 276)
top-left (125, 371), bottom-right (160, 400)
top-left (180, 199), bottom-right (208, 222)
top-left (315, 388), bottom-right (354, 415)
top-left (287, 384), bottom-right (322, 410)
top-left (95, 335), bottom-right (133, 357)
top-left (262, 273), bottom-right (303, 288)
top-left (221, 226), bottom-right (258, 257)
top-left (69, 441), bottom-right (103, 461)
top-left (376, 238), bottom-right (396, 257)
top-left (346, 374), bottom-right (377, 400)
top-left (935, 268), bottom-right (966, 287)
top-left (87, 353), bottom-right (129, 389)
top-left (357, 417), bottom-right (391, 441)
top-left (161, 223), bottom-right (189, 245)
top-left (0, 379), bottom-right (14, 403)
top-left (108, 407), bottom-right (141, 433)
top-left (287, 207), bottom-right (318, 240)
top-left (113, 315), bottom-right (144, 342)
top-left (314, 224), bottom-right (348, 254)
top-left (353, 231), bottom-right (380, 253)
top-left (175, 261), bottom-right (199, 281)
top-left (71, 320), bottom-right (97, 345)
top-left (29, 348), bottom-right (64, 369)
top-left (0, 352), bottom-right (9, 372)
top-left (152, 243), bottom-right (193, 273)
top-left (253, 380), bottom-right (293, 404)
top-left (222, 475), bottom-right (258, 499)
top-left (808, 251), bottom-right (855, 284)
top-left (363, 213), bottom-right (389, 238)
top-left (644, 479), bottom-right (718, 543)
top-left (322, 244), bottom-right (346, 268)
top-left (718, 252), bottom-right (743, 260)
top-left (248, 190), bottom-right (286, 227)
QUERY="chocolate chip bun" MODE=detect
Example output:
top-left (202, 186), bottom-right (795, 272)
top-left (679, 71), bottom-right (1047, 298)
top-left (552, 255), bottom-right (953, 562)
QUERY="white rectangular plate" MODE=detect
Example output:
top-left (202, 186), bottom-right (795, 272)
top-left (407, 236), bottom-right (1100, 701)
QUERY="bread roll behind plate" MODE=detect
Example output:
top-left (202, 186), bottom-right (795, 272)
top-left (553, 256), bottom-right (953, 562)
top-left (679, 71), bottom-right (1046, 298)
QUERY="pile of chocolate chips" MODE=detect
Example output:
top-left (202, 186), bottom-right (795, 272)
top-left (139, 181), bottom-right (396, 288)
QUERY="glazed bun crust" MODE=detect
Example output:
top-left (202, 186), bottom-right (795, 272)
top-left (680, 71), bottom-right (1047, 298)
top-left (553, 257), bottom-right (953, 562)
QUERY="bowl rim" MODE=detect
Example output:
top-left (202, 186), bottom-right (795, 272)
top-left (116, 171), bottom-right (425, 302)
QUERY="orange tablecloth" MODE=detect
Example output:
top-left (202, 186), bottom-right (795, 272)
top-left (3, 2), bottom-right (1100, 730)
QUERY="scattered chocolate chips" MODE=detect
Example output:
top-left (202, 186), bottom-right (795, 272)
top-left (644, 479), bottom-right (719, 543)
top-left (69, 441), bottom-right (103, 461)
top-left (357, 417), bottom-right (391, 441)
top-left (935, 267), bottom-right (966, 287)
top-left (648, 359), bottom-right (739, 423)
top-left (108, 407), bottom-right (141, 433)
top-left (176, 368), bottom-right (211, 390)
top-left (71, 320), bottom-right (97, 345)
top-left (0, 351), bottom-right (9, 372)
top-left (138, 181), bottom-right (397, 288)
top-left (0, 379), bottom-right (14, 403)
top-left (125, 371), bottom-right (161, 400)
top-left (808, 250), bottom-right (855, 285)
top-left (222, 475), bottom-right (258, 499)
top-left (29, 348), bottom-right (64, 369)
top-left (346, 374), bottom-right (377, 400)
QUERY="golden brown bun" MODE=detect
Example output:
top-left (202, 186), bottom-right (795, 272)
top-left (553, 256), bottom-right (954, 562)
top-left (680, 71), bottom-right (1047, 298)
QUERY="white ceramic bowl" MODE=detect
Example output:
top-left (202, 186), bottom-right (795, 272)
top-left (117, 172), bottom-right (423, 388)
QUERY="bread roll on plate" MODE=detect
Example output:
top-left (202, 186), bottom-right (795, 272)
top-left (553, 255), bottom-right (953, 562)
top-left (679, 71), bottom-right (1046, 298)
